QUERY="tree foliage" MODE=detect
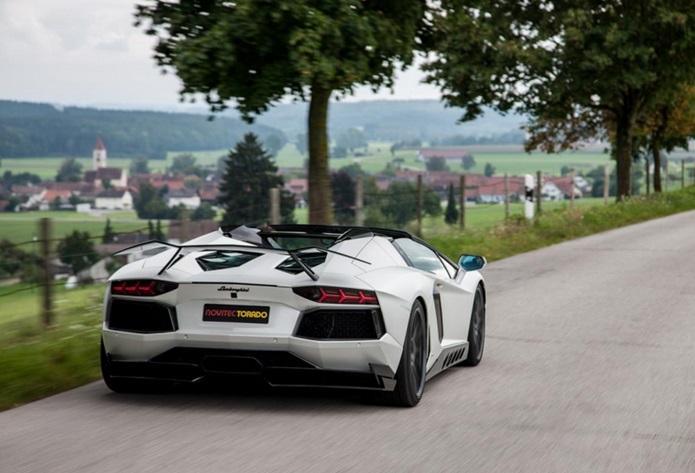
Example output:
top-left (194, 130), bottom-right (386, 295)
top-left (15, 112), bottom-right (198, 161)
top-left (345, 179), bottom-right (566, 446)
top-left (57, 231), bottom-right (100, 274)
top-left (129, 156), bottom-right (151, 175)
top-left (134, 182), bottom-right (177, 220)
top-left (0, 239), bottom-right (41, 280)
top-left (426, 0), bottom-right (695, 200)
top-left (370, 181), bottom-right (441, 228)
top-left (56, 158), bottom-right (83, 182)
top-left (461, 154), bottom-right (476, 171)
top-left (191, 202), bottom-right (216, 221)
top-left (170, 153), bottom-right (203, 176)
top-left (218, 133), bottom-right (294, 226)
top-left (336, 128), bottom-right (367, 152)
top-left (102, 218), bottom-right (116, 243)
top-left (135, 0), bottom-right (429, 224)
top-left (425, 156), bottom-right (449, 172)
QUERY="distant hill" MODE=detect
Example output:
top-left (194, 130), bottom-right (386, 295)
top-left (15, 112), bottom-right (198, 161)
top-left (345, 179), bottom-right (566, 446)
top-left (0, 99), bottom-right (525, 158)
top-left (249, 99), bottom-right (525, 141)
top-left (107, 99), bottom-right (526, 142)
top-left (0, 100), bottom-right (285, 158)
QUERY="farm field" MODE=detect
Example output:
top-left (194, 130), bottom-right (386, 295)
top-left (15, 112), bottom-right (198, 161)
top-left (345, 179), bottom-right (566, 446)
top-left (2, 143), bottom-right (617, 179)
top-left (0, 211), bottom-right (153, 247)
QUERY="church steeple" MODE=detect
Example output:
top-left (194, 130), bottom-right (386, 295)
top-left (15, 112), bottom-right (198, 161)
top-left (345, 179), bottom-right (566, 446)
top-left (93, 136), bottom-right (107, 170)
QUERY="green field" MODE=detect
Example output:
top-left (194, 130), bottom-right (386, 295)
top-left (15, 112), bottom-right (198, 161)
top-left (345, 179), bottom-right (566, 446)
top-left (2, 143), bottom-right (616, 179)
top-left (0, 211), bottom-right (154, 248)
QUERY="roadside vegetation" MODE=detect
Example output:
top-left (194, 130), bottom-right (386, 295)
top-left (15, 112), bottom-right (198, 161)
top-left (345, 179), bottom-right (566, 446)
top-left (3, 187), bottom-right (695, 412)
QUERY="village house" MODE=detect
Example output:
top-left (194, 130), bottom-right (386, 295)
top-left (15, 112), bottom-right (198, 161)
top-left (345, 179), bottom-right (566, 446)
top-left (95, 189), bottom-right (134, 210)
top-left (164, 188), bottom-right (201, 209)
top-left (542, 176), bottom-right (582, 201)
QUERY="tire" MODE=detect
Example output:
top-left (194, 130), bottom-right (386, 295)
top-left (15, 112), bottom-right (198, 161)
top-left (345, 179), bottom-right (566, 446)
top-left (461, 285), bottom-right (485, 366)
top-left (100, 339), bottom-right (162, 394)
top-left (376, 300), bottom-right (428, 407)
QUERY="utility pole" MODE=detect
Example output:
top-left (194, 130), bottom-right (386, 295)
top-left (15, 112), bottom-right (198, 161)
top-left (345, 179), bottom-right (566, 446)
top-left (570, 168), bottom-right (575, 209)
top-left (681, 160), bottom-right (685, 189)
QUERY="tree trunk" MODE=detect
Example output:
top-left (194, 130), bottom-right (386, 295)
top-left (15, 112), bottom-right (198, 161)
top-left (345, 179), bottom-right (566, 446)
top-left (652, 143), bottom-right (662, 193)
top-left (307, 84), bottom-right (333, 224)
top-left (614, 109), bottom-right (635, 201)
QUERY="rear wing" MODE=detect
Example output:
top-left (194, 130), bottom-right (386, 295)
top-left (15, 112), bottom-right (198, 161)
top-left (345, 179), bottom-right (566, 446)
top-left (113, 238), bottom-right (369, 280)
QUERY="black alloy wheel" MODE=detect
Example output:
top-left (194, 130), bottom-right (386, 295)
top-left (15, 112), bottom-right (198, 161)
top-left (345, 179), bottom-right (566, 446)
top-left (462, 285), bottom-right (485, 366)
top-left (378, 300), bottom-right (427, 407)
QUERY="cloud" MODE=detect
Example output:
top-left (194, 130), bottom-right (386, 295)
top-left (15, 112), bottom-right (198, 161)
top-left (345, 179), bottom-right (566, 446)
top-left (0, 0), bottom-right (439, 108)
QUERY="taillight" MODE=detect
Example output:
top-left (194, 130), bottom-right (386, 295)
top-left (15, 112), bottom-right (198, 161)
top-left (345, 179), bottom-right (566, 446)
top-left (293, 286), bottom-right (378, 305)
top-left (111, 280), bottom-right (178, 297)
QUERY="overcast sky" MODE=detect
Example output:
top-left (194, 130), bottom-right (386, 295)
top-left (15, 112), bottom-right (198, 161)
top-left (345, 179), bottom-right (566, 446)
top-left (0, 0), bottom-right (442, 111)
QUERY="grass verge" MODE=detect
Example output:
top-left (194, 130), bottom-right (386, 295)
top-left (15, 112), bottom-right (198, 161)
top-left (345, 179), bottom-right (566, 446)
top-left (428, 186), bottom-right (695, 262)
top-left (2, 187), bottom-right (695, 411)
top-left (0, 284), bottom-right (104, 411)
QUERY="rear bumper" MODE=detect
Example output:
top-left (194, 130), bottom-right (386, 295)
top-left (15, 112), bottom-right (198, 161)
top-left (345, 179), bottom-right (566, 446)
top-left (102, 327), bottom-right (402, 390)
top-left (104, 346), bottom-right (396, 390)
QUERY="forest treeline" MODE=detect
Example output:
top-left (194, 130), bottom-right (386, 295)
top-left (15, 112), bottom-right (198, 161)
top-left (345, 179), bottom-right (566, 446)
top-left (0, 100), bottom-right (285, 158)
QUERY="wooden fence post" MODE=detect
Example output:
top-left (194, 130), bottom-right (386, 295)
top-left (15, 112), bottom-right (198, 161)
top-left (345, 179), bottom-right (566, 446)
top-left (40, 218), bottom-right (53, 327)
top-left (416, 175), bottom-right (423, 237)
top-left (459, 174), bottom-right (466, 231)
top-left (504, 173), bottom-right (510, 219)
top-left (535, 170), bottom-right (542, 216)
top-left (270, 188), bottom-right (280, 225)
top-left (355, 175), bottom-right (364, 226)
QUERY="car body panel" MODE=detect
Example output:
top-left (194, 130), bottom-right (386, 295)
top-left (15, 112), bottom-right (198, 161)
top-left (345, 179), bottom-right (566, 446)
top-left (102, 225), bottom-right (486, 394)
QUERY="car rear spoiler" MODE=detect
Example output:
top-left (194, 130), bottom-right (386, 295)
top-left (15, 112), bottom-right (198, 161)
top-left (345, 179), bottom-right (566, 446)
top-left (113, 239), bottom-right (369, 280)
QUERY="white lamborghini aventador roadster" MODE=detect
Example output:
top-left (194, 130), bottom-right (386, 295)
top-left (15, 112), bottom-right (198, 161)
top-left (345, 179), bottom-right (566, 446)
top-left (101, 224), bottom-right (486, 407)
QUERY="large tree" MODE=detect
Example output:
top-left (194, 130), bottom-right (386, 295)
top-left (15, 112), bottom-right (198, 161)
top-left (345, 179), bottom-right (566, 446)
top-left (425, 0), bottom-right (695, 200)
top-left (218, 133), bottom-right (294, 226)
top-left (135, 0), bottom-right (428, 224)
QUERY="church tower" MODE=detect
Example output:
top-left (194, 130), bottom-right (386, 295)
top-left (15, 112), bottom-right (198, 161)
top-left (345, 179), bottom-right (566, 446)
top-left (93, 136), bottom-right (107, 170)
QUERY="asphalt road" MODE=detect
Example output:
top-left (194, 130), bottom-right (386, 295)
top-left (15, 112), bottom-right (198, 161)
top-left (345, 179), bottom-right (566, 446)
top-left (3, 210), bottom-right (695, 473)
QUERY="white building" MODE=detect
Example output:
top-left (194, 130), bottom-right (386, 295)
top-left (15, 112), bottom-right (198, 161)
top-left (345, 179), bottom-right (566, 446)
top-left (95, 189), bottom-right (133, 210)
top-left (165, 189), bottom-right (201, 209)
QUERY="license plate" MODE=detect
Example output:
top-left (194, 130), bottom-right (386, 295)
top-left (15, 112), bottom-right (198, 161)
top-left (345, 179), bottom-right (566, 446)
top-left (203, 304), bottom-right (270, 324)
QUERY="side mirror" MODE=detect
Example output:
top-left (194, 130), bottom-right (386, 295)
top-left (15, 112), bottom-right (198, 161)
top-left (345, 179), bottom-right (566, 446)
top-left (458, 254), bottom-right (487, 272)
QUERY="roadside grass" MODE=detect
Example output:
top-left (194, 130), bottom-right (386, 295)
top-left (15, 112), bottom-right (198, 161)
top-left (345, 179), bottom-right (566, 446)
top-left (0, 283), bottom-right (104, 411)
top-left (427, 186), bottom-right (695, 263)
top-left (3, 187), bottom-right (695, 412)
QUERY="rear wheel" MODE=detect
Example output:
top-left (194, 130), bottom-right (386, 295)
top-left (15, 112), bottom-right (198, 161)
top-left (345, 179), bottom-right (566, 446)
top-left (377, 300), bottom-right (427, 407)
top-left (461, 285), bottom-right (485, 366)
